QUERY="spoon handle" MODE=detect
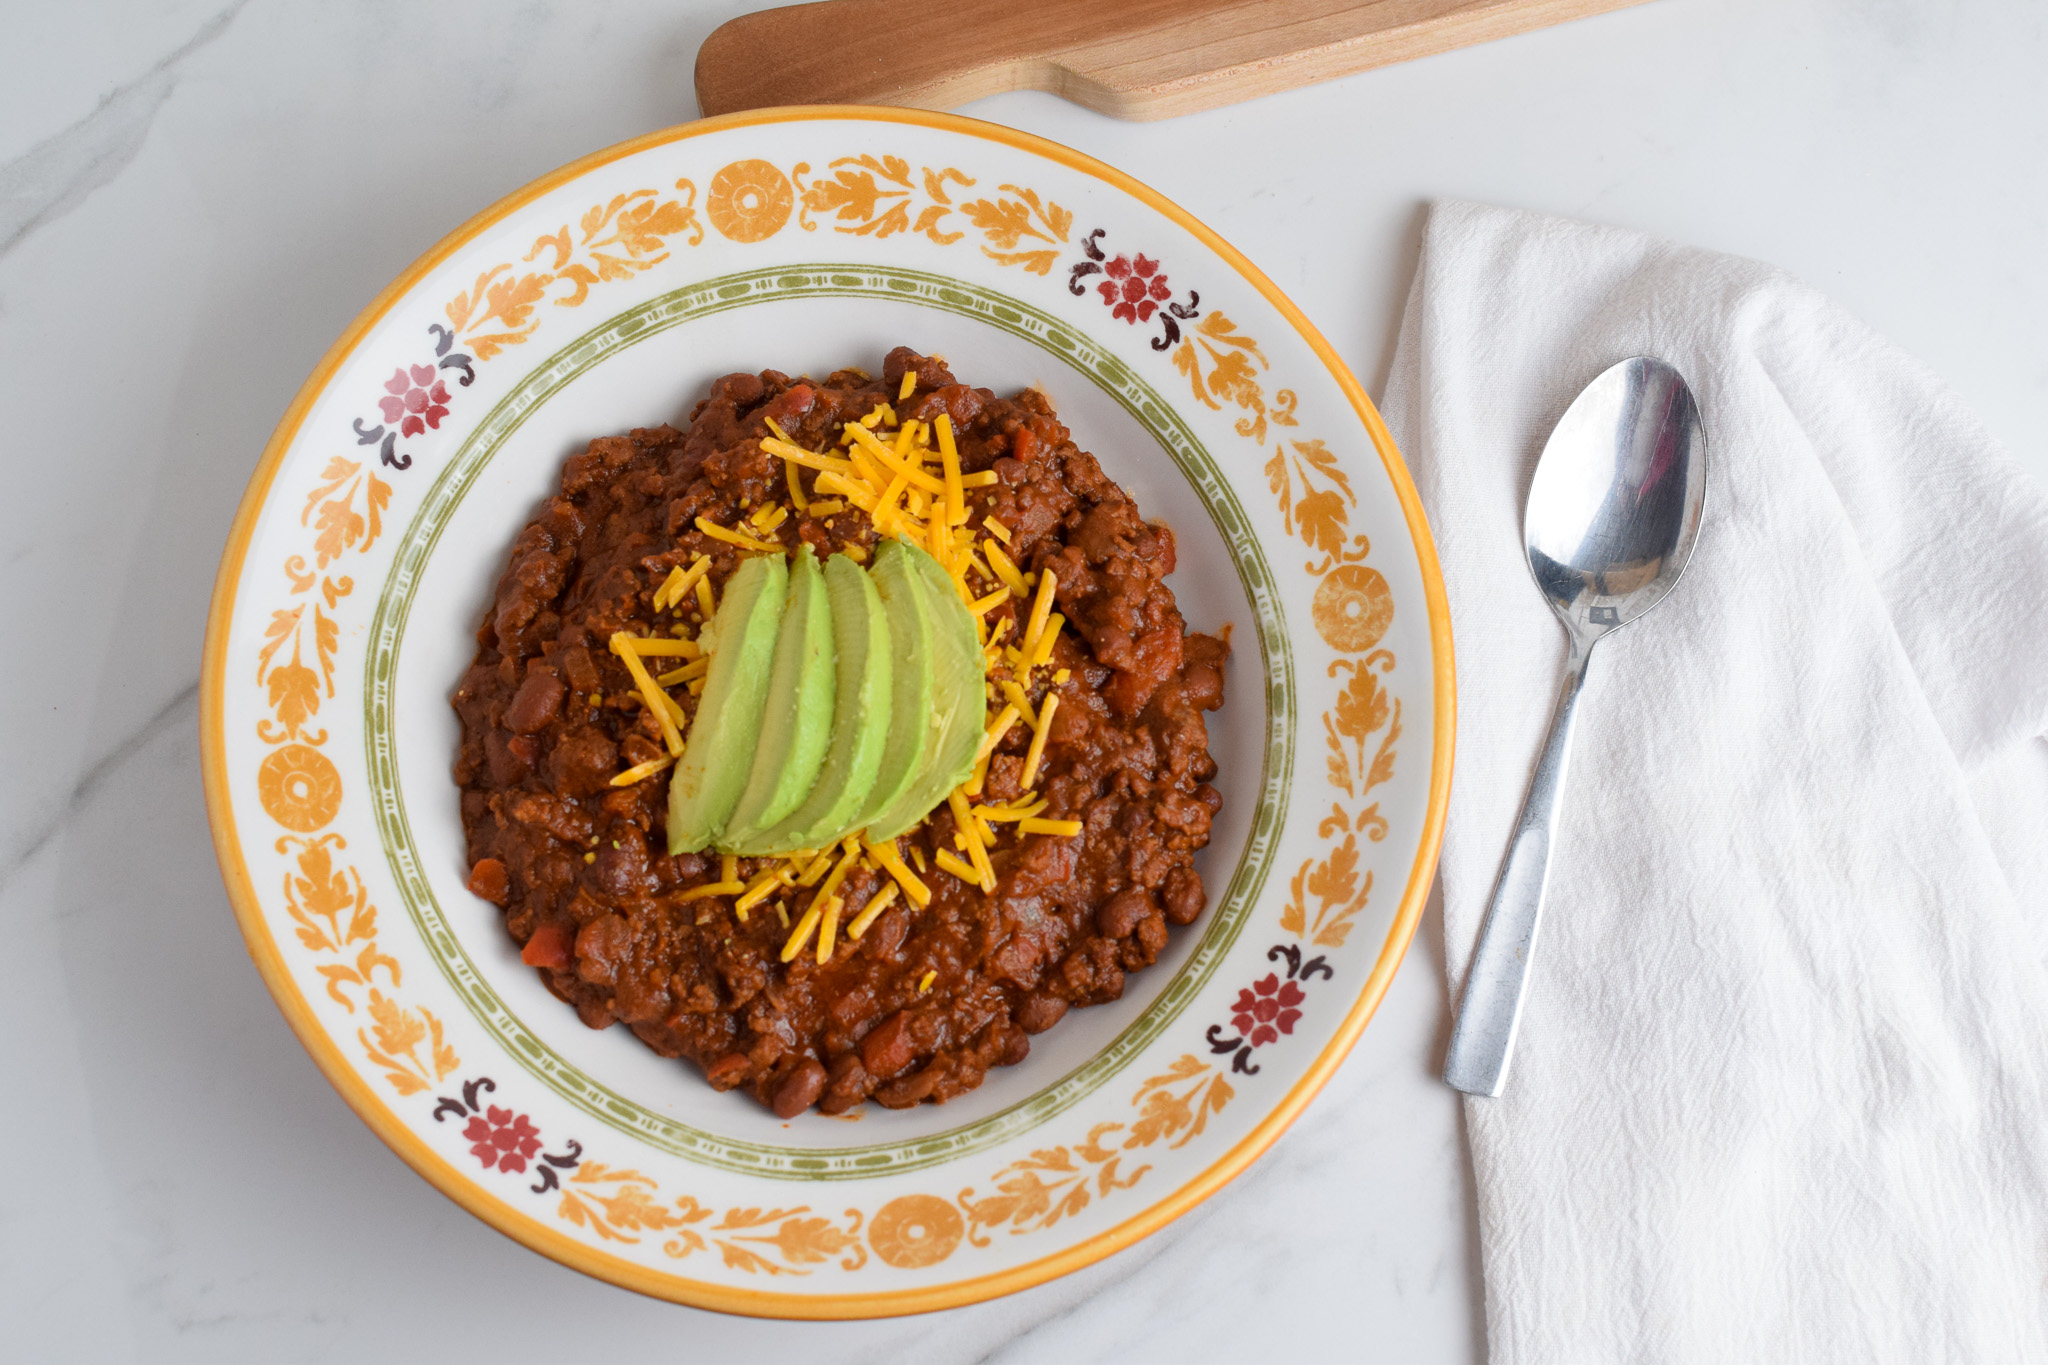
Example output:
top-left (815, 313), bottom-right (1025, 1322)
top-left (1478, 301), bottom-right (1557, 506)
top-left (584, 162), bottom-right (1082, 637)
top-left (1443, 631), bottom-right (1594, 1097)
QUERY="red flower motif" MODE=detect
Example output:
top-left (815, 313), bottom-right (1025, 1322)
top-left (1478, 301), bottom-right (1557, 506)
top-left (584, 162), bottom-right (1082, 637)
top-left (462, 1104), bottom-right (542, 1173)
top-left (1096, 254), bottom-right (1172, 324)
top-left (1230, 973), bottom-right (1306, 1048)
top-left (378, 363), bottom-right (450, 438)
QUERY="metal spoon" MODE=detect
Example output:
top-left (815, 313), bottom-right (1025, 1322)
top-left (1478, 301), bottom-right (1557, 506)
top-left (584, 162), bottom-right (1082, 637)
top-left (1443, 356), bottom-right (1708, 1098)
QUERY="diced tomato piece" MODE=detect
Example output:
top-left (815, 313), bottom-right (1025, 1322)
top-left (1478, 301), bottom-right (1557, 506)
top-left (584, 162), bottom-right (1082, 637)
top-left (521, 918), bottom-right (574, 970)
top-left (466, 857), bottom-right (509, 905)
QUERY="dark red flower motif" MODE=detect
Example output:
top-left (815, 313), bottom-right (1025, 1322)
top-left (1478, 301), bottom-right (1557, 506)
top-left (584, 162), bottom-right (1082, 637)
top-left (1230, 973), bottom-right (1306, 1048)
top-left (1096, 253), bottom-right (1172, 324)
top-left (379, 363), bottom-right (450, 437)
top-left (463, 1104), bottom-right (542, 1173)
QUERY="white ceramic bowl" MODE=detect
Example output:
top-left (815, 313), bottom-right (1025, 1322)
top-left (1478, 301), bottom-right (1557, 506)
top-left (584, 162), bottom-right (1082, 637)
top-left (202, 107), bottom-right (1451, 1317)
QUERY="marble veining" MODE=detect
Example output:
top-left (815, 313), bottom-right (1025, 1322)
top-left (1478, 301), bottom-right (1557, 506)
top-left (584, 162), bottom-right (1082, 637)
top-left (0, 1), bottom-right (245, 260)
top-left (0, 680), bottom-right (197, 898)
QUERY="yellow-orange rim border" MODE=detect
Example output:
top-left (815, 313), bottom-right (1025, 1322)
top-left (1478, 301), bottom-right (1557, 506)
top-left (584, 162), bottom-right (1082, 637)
top-left (200, 105), bottom-right (1455, 1319)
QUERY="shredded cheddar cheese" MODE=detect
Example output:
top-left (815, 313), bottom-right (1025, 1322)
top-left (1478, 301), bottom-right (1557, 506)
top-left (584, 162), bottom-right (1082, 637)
top-left (1021, 694), bottom-right (1058, 787)
top-left (863, 837), bottom-right (932, 907)
top-left (794, 848), bottom-right (835, 888)
top-left (695, 516), bottom-right (783, 554)
top-left (1000, 680), bottom-right (1037, 726)
top-left (1022, 570), bottom-right (1057, 656)
top-left (1029, 614), bottom-right (1065, 670)
top-left (780, 904), bottom-right (821, 961)
top-left (847, 882), bottom-right (899, 940)
top-left (735, 865), bottom-right (792, 914)
top-left (783, 451), bottom-right (810, 511)
top-left (984, 541), bottom-right (1029, 598)
top-left (933, 849), bottom-right (979, 884)
top-left (762, 435), bottom-right (857, 478)
top-left (655, 656), bottom-right (712, 686)
top-left (653, 565), bottom-right (688, 612)
top-left (610, 631), bottom-right (684, 755)
top-left (804, 840), bottom-right (862, 920)
top-left (815, 895), bottom-right (844, 963)
top-left (625, 637), bottom-right (700, 658)
top-left (609, 754), bottom-right (675, 787)
top-left (935, 413), bottom-right (966, 528)
top-left (977, 704), bottom-right (1020, 762)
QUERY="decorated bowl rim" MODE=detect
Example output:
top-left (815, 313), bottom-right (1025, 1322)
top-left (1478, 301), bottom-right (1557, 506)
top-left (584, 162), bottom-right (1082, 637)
top-left (199, 104), bottom-right (1454, 1319)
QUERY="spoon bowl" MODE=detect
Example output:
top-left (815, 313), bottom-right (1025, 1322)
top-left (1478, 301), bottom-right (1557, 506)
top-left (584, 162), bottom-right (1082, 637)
top-left (1526, 357), bottom-right (1707, 639)
top-left (1444, 356), bottom-right (1708, 1097)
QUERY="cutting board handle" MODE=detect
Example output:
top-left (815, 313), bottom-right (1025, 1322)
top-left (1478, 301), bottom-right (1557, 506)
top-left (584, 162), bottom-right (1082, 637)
top-left (698, 0), bottom-right (1650, 123)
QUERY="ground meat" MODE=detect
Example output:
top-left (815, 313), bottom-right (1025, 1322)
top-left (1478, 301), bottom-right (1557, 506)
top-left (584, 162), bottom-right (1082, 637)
top-left (452, 348), bottom-right (1228, 1116)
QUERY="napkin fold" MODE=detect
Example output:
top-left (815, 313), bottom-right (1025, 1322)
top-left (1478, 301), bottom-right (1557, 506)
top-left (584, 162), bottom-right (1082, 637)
top-left (1381, 201), bottom-right (2048, 1363)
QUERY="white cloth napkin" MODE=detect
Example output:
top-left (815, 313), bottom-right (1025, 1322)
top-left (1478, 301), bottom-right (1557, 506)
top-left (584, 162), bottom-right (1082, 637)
top-left (1380, 200), bottom-right (2048, 1363)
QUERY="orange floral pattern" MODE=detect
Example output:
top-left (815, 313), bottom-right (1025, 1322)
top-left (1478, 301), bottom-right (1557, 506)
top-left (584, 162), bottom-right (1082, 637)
top-left (257, 745), bottom-right (343, 832)
top-left (449, 185), bottom-right (704, 359)
top-left (868, 1195), bottom-right (966, 1268)
top-left (238, 144), bottom-right (1427, 1279)
top-left (706, 159), bottom-right (794, 242)
top-left (789, 155), bottom-right (1074, 275)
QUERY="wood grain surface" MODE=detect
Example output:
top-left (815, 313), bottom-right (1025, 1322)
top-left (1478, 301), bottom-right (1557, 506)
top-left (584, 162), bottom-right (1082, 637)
top-left (697, 0), bottom-right (1653, 122)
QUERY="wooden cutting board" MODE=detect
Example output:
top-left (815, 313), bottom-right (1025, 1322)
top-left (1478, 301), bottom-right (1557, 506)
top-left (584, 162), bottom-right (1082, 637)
top-left (697, 0), bottom-right (1652, 123)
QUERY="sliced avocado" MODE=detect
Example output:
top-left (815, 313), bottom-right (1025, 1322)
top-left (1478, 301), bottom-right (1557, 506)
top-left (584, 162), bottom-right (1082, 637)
top-left (667, 554), bottom-right (787, 854)
top-left (864, 541), bottom-right (986, 840)
top-left (719, 546), bottom-right (835, 852)
top-left (750, 553), bottom-right (894, 854)
top-left (847, 540), bottom-right (935, 838)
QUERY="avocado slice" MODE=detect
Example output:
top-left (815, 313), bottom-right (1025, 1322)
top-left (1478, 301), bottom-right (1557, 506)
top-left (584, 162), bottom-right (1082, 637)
top-left (863, 541), bottom-right (986, 841)
top-left (749, 553), bottom-right (894, 854)
top-left (719, 546), bottom-right (835, 852)
top-left (846, 539), bottom-right (936, 838)
top-left (667, 554), bottom-right (787, 854)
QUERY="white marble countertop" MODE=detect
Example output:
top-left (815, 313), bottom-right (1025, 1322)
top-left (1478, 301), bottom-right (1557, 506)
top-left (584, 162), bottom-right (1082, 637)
top-left (5, 2), bottom-right (2043, 1359)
